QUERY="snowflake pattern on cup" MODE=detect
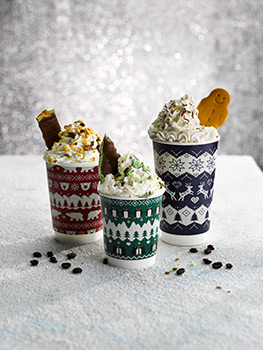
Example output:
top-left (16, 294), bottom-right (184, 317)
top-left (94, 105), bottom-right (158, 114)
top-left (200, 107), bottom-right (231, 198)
top-left (46, 164), bottom-right (102, 236)
top-left (153, 141), bottom-right (219, 235)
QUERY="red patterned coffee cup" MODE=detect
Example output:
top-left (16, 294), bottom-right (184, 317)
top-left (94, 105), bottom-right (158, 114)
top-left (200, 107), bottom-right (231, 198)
top-left (46, 161), bottom-right (102, 244)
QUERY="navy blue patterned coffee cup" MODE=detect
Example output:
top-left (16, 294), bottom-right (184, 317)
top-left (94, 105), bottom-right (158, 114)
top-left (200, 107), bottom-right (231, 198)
top-left (152, 139), bottom-right (219, 245)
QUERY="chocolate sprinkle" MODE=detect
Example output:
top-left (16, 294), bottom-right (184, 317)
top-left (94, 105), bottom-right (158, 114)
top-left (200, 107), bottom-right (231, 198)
top-left (189, 248), bottom-right (198, 253)
top-left (61, 263), bottom-right (71, 269)
top-left (212, 262), bottom-right (223, 269)
top-left (176, 268), bottom-right (185, 275)
top-left (67, 252), bottom-right (77, 260)
top-left (30, 259), bottom-right (39, 266)
top-left (47, 251), bottom-right (54, 257)
top-left (33, 252), bottom-right (42, 258)
top-left (165, 271), bottom-right (170, 275)
top-left (204, 248), bottom-right (212, 255)
top-left (207, 244), bottom-right (215, 250)
top-left (203, 258), bottom-right (212, 265)
top-left (226, 263), bottom-right (233, 269)
top-left (72, 267), bottom-right (82, 274)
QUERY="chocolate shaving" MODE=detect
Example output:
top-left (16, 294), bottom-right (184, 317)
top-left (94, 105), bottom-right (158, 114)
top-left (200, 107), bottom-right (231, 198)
top-left (67, 132), bottom-right (76, 138)
top-left (99, 134), bottom-right (121, 181)
top-left (84, 145), bottom-right (93, 151)
top-left (36, 110), bottom-right (61, 149)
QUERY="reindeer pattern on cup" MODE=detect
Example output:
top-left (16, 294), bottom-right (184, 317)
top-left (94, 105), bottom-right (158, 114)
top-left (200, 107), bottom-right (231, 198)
top-left (153, 140), bottom-right (219, 235)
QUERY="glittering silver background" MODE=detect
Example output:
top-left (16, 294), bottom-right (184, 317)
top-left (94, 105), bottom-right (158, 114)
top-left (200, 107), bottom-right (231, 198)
top-left (1, 0), bottom-right (263, 169)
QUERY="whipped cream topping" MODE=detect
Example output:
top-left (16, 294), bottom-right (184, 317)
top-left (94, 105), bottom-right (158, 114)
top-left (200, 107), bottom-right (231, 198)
top-left (148, 95), bottom-right (219, 143)
top-left (98, 151), bottom-right (164, 198)
top-left (44, 120), bottom-right (101, 165)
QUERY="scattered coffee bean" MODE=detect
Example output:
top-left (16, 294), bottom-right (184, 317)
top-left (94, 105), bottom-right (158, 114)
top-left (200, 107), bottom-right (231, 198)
top-left (72, 267), bottom-right (82, 274)
top-left (103, 258), bottom-right (108, 265)
top-left (30, 260), bottom-right (39, 266)
top-left (189, 248), bottom-right (198, 253)
top-left (47, 251), bottom-right (54, 257)
top-left (176, 268), bottom-right (185, 275)
top-left (61, 263), bottom-right (71, 269)
top-left (203, 258), bottom-right (212, 265)
top-left (67, 252), bottom-right (77, 260)
top-left (212, 262), bottom-right (223, 269)
top-left (172, 267), bottom-right (177, 271)
top-left (207, 244), bottom-right (214, 250)
top-left (49, 256), bottom-right (57, 263)
top-left (33, 252), bottom-right (42, 258)
top-left (226, 263), bottom-right (233, 269)
top-left (204, 248), bottom-right (212, 255)
top-left (165, 271), bottom-right (170, 275)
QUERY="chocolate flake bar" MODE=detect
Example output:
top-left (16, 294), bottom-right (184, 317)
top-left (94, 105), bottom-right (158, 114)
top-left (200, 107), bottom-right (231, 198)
top-left (36, 109), bottom-right (61, 149)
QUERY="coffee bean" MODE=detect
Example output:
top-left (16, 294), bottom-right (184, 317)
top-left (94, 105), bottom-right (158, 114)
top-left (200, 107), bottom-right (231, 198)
top-left (204, 248), bottom-right (212, 255)
top-left (72, 267), bottom-right (82, 274)
top-left (30, 260), bottom-right (39, 266)
top-left (103, 258), bottom-right (108, 265)
top-left (49, 256), bottom-right (57, 263)
top-left (189, 248), bottom-right (198, 253)
top-left (61, 263), bottom-right (71, 269)
top-left (47, 251), bottom-right (54, 257)
top-left (207, 244), bottom-right (214, 250)
top-left (33, 252), bottom-right (42, 258)
top-left (176, 268), bottom-right (185, 275)
top-left (67, 252), bottom-right (77, 260)
top-left (212, 262), bottom-right (223, 269)
top-left (226, 263), bottom-right (233, 269)
top-left (203, 258), bottom-right (212, 265)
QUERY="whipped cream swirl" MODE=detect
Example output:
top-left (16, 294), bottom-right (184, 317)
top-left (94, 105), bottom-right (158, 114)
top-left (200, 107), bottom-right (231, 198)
top-left (148, 95), bottom-right (219, 143)
top-left (98, 151), bottom-right (164, 198)
top-left (44, 120), bottom-right (101, 165)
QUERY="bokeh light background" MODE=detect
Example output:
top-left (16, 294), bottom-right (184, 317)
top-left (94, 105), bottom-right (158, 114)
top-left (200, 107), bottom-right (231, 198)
top-left (1, 0), bottom-right (263, 169)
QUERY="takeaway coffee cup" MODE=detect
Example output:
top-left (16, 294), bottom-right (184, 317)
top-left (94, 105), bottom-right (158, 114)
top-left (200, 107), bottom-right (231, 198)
top-left (45, 161), bottom-right (102, 244)
top-left (152, 139), bottom-right (219, 246)
top-left (99, 189), bottom-right (164, 269)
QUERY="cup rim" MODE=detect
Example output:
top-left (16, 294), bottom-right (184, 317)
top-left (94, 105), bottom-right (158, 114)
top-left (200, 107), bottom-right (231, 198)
top-left (98, 187), bottom-right (165, 200)
top-left (150, 135), bottom-right (220, 146)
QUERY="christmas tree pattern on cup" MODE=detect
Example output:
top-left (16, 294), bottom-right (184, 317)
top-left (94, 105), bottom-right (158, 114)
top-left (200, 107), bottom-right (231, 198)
top-left (100, 194), bottom-right (162, 260)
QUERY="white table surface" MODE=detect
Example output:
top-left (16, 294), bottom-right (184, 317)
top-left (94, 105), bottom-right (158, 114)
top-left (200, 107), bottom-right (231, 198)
top-left (1, 155), bottom-right (263, 350)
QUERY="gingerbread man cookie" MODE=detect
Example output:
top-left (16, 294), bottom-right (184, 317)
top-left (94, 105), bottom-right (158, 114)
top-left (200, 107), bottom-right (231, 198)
top-left (197, 88), bottom-right (230, 129)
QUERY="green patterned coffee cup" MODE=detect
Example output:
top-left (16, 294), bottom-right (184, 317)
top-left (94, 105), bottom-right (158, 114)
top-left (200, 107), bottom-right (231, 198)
top-left (99, 190), bottom-right (164, 269)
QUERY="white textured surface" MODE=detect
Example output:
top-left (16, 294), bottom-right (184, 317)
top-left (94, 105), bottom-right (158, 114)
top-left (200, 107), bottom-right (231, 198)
top-left (0, 155), bottom-right (263, 350)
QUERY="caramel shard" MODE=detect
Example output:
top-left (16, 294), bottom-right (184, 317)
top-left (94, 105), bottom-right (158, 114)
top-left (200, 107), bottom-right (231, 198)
top-left (197, 88), bottom-right (231, 129)
top-left (36, 109), bottom-right (61, 149)
top-left (99, 134), bottom-right (120, 183)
